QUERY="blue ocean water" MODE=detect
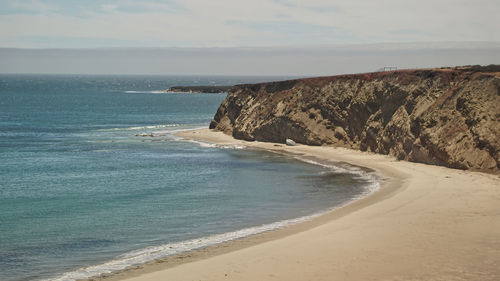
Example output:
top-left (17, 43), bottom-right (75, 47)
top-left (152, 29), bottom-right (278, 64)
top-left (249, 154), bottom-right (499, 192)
top-left (0, 74), bottom-right (378, 281)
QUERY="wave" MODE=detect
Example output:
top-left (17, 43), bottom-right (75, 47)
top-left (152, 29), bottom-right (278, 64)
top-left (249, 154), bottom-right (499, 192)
top-left (149, 126), bottom-right (209, 140)
top-left (185, 139), bottom-right (245, 149)
top-left (179, 137), bottom-right (379, 195)
top-left (95, 124), bottom-right (182, 132)
top-left (46, 175), bottom-right (377, 281)
top-left (123, 90), bottom-right (166, 94)
top-left (185, 139), bottom-right (379, 188)
top-left (291, 156), bottom-right (380, 195)
top-left (45, 141), bottom-right (379, 281)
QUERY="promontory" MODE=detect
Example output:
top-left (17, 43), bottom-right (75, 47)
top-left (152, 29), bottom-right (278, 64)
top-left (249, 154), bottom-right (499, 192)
top-left (210, 65), bottom-right (500, 174)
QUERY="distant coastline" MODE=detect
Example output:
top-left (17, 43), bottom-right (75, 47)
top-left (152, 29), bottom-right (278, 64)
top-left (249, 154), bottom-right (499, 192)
top-left (164, 85), bottom-right (232, 94)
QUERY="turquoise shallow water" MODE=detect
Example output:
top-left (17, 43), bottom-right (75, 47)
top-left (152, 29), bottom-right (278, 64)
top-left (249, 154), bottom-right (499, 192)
top-left (0, 75), bottom-right (377, 281)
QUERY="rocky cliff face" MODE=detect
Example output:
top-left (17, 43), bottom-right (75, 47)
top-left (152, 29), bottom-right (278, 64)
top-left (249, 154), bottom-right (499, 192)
top-left (210, 66), bottom-right (500, 174)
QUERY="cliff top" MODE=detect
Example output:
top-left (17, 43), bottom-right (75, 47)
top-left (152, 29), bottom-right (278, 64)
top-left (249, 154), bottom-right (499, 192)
top-left (233, 65), bottom-right (500, 92)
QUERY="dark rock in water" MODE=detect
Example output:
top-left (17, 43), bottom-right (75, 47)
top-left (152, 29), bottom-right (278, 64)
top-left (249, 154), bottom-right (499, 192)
top-left (209, 65), bottom-right (500, 174)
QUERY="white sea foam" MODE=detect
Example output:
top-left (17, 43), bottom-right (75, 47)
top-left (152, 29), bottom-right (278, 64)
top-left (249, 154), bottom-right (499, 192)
top-left (187, 139), bottom-right (217, 148)
top-left (153, 126), bottom-right (208, 140)
top-left (291, 155), bottom-right (380, 196)
top-left (123, 90), bottom-right (167, 94)
top-left (185, 139), bottom-right (245, 149)
top-left (95, 124), bottom-right (181, 132)
top-left (46, 142), bottom-right (379, 281)
top-left (46, 182), bottom-right (376, 281)
top-left (183, 138), bottom-right (379, 194)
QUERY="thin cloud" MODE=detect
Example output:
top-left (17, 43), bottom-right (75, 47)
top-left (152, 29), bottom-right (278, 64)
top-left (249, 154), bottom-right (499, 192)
top-left (0, 0), bottom-right (498, 48)
top-left (2, 0), bottom-right (59, 15)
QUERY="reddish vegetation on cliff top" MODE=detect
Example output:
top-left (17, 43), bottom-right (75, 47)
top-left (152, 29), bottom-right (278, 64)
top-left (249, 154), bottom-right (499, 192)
top-left (210, 66), bottom-right (500, 174)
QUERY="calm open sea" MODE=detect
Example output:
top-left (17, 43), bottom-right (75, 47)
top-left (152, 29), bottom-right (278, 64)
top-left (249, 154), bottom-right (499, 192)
top-left (0, 74), bottom-right (378, 281)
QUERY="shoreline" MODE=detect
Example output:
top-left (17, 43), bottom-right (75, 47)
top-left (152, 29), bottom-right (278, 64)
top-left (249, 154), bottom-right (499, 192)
top-left (80, 128), bottom-right (399, 281)
top-left (84, 129), bottom-right (405, 281)
top-left (91, 129), bottom-right (499, 281)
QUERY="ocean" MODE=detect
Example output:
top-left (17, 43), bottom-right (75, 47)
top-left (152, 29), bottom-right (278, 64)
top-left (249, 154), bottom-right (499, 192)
top-left (0, 74), bottom-right (378, 281)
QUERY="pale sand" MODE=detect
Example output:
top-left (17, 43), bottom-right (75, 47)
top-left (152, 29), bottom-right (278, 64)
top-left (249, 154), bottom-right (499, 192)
top-left (110, 129), bottom-right (500, 281)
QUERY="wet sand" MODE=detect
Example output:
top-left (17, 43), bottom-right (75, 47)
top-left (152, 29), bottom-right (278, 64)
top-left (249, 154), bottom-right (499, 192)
top-left (107, 128), bottom-right (500, 281)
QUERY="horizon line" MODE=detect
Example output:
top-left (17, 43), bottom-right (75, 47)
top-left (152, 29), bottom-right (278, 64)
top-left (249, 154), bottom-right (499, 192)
top-left (2, 41), bottom-right (500, 51)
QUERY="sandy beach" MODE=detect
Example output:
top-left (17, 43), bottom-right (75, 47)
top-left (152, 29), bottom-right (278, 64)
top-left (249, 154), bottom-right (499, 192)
top-left (109, 128), bottom-right (500, 281)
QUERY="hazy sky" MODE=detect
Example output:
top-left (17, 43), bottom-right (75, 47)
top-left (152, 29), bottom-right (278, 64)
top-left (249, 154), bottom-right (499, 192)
top-left (1, 0), bottom-right (499, 47)
top-left (1, 0), bottom-right (499, 75)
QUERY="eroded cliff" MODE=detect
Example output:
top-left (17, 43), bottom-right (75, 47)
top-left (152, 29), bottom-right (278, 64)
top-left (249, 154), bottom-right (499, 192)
top-left (210, 66), bottom-right (500, 173)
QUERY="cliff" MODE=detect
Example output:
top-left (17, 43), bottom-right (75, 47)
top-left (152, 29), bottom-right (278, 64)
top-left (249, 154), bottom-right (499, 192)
top-left (209, 66), bottom-right (500, 174)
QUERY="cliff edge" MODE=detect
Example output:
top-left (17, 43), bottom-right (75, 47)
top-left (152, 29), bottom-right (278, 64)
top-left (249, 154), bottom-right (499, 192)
top-left (210, 66), bottom-right (500, 174)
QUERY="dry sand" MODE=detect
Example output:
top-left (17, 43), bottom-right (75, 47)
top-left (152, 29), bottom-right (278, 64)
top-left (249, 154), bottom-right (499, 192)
top-left (110, 129), bottom-right (500, 281)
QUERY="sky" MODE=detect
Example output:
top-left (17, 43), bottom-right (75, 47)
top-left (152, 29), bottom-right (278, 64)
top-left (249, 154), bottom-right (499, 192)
top-left (1, 0), bottom-right (499, 75)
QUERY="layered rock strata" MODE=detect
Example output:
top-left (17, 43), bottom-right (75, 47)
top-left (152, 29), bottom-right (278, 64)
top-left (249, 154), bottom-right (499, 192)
top-left (210, 66), bottom-right (500, 173)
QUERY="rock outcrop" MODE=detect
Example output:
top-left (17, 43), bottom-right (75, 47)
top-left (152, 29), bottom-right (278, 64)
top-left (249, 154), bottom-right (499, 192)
top-left (210, 66), bottom-right (500, 174)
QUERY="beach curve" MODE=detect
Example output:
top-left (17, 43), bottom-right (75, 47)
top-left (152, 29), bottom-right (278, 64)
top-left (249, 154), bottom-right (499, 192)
top-left (104, 128), bottom-right (500, 281)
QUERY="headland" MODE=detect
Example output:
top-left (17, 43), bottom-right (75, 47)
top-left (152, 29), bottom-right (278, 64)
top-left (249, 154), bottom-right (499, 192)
top-left (211, 65), bottom-right (500, 174)
top-left (103, 66), bottom-right (500, 280)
